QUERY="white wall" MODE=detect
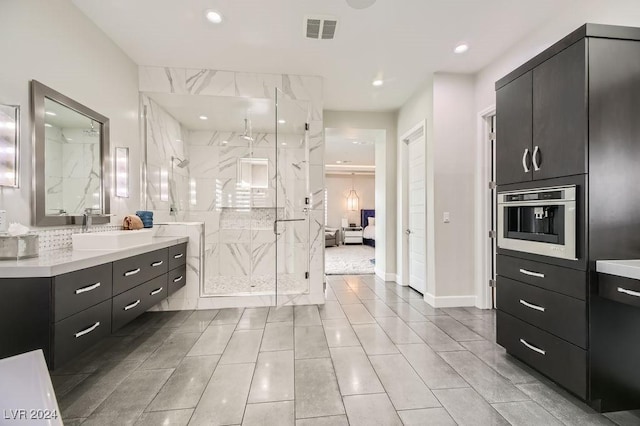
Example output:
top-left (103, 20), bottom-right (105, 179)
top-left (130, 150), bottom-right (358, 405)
top-left (325, 174), bottom-right (375, 228)
top-left (324, 110), bottom-right (397, 280)
top-left (0, 0), bottom-right (140, 226)
top-left (397, 74), bottom-right (476, 305)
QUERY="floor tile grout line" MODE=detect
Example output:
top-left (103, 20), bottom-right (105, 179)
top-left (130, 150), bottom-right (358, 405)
top-left (239, 310), bottom-right (267, 426)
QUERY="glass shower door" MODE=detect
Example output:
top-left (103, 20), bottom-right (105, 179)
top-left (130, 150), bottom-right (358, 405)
top-left (274, 89), bottom-right (311, 305)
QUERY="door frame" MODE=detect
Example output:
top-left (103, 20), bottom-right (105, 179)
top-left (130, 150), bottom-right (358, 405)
top-left (474, 105), bottom-right (497, 309)
top-left (398, 120), bottom-right (435, 298)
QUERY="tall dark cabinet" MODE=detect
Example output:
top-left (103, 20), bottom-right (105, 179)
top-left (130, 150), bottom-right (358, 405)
top-left (495, 24), bottom-right (640, 412)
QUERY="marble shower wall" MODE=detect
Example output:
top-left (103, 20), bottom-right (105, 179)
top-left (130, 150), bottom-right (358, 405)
top-left (142, 95), bottom-right (190, 222)
top-left (44, 125), bottom-right (101, 215)
top-left (140, 66), bottom-right (325, 305)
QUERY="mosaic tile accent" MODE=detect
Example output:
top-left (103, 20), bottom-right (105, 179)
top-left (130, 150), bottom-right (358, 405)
top-left (34, 224), bottom-right (123, 252)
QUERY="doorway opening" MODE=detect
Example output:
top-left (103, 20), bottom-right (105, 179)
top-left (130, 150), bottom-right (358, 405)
top-left (323, 128), bottom-right (383, 275)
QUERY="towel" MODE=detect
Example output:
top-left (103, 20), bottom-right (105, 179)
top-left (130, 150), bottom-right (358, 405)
top-left (123, 215), bottom-right (144, 230)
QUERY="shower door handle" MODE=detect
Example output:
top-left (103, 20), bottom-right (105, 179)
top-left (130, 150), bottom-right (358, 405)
top-left (273, 219), bottom-right (306, 235)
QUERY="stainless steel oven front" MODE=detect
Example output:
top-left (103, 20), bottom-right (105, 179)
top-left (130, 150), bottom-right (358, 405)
top-left (497, 185), bottom-right (576, 260)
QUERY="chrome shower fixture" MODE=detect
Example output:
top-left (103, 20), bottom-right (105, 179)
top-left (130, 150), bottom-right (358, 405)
top-left (83, 120), bottom-right (100, 137)
top-left (241, 117), bottom-right (254, 142)
top-left (171, 156), bottom-right (190, 168)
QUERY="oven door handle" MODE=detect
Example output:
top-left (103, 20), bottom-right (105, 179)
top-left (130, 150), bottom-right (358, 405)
top-left (519, 268), bottom-right (545, 279)
top-left (522, 148), bottom-right (531, 173)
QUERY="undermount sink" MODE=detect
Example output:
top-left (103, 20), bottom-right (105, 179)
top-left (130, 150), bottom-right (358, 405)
top-left (72, 230), bottom-right (154, 251)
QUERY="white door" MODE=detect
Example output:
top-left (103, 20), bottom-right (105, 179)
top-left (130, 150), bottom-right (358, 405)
top-left (408, 134), bottom-right (426, 294)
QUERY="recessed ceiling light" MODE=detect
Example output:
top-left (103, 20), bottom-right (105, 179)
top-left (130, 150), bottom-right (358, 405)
top-left (336, 160), bottom-right (342, 164)
top-left (222, 140), bottom-right (228, 144)
top-left (352, 140), bottom-right (359, 144)
top-left (176, 139), bottom-right (182, 143)
top-left (281, 142), bottom-right (287, 146)
top-left (199, 115), bottom-right (208, 120)
top-left (278, 119), bottom-right (286, 124)
top-left (454, 43), bottom-right (469, 54)
top-left (44, 123), bottom-right (52, 128)
top-left (45, 111), bottom-right (56, 116)
top-left (205, 9), bottom-right (223, 24)
top-left (372, 79), bottom-right (384, 87)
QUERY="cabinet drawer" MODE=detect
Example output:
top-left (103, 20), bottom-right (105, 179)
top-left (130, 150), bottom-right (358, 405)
top-left (598, 273), bottom-right (640, 309)
top-left (497, 310), bottom-right (587, 399)
top-left (497, 254), bottom-right (586, 300)
top-left (53, 263), bottom-right (113, 322)
top-left (168, 243), bottom-right (187, 271)
top-left (497, 276), bottom-right (587, 348)
top-left (113, 249), bottom-right (168, 295)
top-left (53, 299), bottom-right (111, 369)
top-left (112, 275), bottom-right (167, 331)
top-left (168, 264), bottom-right (187, 296)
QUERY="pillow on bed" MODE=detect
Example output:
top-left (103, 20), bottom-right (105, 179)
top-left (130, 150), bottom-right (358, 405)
top-left (368, 217), bottom-right (375, 226)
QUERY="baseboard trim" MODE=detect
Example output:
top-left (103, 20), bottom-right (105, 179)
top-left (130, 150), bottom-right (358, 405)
top-left (423, 293), bottom-right (477, 308)
top-left (374, 268), bottom-right (397, 282)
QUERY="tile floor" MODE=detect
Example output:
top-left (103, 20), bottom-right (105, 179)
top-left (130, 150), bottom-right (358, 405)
top-left (52, 275), bottom-right (640, 425)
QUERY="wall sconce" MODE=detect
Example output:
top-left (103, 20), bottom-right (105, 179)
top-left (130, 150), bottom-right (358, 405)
top-left (114, 147), bottom-right (129, 198)
top-left (347, 173), bottom-right (359, 211)
top-left (160, 167), bottom-right (169, 202)
top-left (0, 104), bottom-right (20, 188)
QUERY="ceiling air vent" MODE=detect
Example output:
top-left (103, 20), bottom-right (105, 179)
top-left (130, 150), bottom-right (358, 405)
top-left (305, 15), bottom-right (338, 40)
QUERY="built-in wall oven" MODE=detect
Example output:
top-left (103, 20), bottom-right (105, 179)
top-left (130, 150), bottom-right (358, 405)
top-left (497, 185), bottom-right (576, 261)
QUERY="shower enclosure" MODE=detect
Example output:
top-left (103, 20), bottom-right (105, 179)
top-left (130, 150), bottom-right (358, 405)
top-left (142, 89), bottom-right (312, 305)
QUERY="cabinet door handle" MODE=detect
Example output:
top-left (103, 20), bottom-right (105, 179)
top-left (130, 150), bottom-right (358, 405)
top-left (150, 287), bottom-right (163, 296)
top-left (124, 268), bottom-right (141, 277)
top-left (522, 148), bottom-right (531, 173)
top-left (520, 338), bottom-right (546, 355)
top-left (124, 299), bottom-right (141, 311)
top-left (173, 275), bottom-right (184, 283)
top-left (617, 287), bottom-right (640, 298)
top-left (173, 253), bottom-right (184, 259)
top-left (532, 146), bottom-right (541, 171)
top-left (519, 299), bottom-right (546, 312)
top-left (75, 282), bottom-right (101, 294)
top-left (151, 260), bottom-right (164, 267)
top-left (75, 321), bottom-right (100, 338)
top-left (519, 268), bottom-right (545, 278)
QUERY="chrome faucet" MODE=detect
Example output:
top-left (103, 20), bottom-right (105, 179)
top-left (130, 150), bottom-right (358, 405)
top-left (82, 208), bottom-right (101, 233)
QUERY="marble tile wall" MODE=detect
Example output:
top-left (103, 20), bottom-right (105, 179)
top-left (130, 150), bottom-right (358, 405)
top-left (44, 125), bottom-right (101, 215)
top-left (142, 95), bottom-right (190, 223)
top-left (140, 66), bottom-right (325, 306)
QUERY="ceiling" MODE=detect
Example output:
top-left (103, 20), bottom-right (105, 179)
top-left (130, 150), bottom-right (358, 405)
top-left (325, 127), bottom-right (380, 170)
top-left (145, 92), bottom-right (308, 133)
top-left (72, 0), bottom-right (583, 111)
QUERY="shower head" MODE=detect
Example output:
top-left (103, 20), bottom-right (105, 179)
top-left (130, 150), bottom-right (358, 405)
top-left (171, 156), bottom-right (190, 168)
top-left (241, 118), bottom-right (254, 142)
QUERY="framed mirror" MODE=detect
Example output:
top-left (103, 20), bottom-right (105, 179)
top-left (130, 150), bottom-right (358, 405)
top-left (31, 80), bottom-right (111, 226)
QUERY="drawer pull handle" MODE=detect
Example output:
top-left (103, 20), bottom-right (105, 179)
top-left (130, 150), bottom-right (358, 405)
top-left (617, 287), bottom-right (640, 298)
top-left (75, 282), bottom-right (101, 294)
top-left (124, 268), bottom-right (141, 277)
top-left (75, 321), bottom-right (100, 338)
top-left (519, 299), bottom-right (545, 312)
top-left (520, 338), bottom-right (546, 355)
top-left (151, 260), bottom-right (164, 267)
top-left (173, 253), bottom-right (184, 259)
top-left (124, 299), bottom-right (141, 311)
top-left (519, 268), bottom-right (545, 279)
top-left (173, 275), bottom-right (184, 283)
top-left (150, 287), bottom-right (163, 296)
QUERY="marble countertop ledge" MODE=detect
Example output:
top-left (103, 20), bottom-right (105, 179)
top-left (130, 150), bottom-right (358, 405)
top-left (0, 236), bottom-right (189, 278)
top-left (596, 259), bottom-right (640, 281)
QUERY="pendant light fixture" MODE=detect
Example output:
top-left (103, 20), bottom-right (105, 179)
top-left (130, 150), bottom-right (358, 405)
top-left (347, 172), bottom-right (359, 211)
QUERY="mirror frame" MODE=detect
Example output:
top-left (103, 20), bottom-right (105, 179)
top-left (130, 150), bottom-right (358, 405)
top-left (31, 80), bottom-right (111, 226)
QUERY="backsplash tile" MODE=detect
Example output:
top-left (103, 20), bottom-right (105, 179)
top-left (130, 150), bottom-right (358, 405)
top-left (35, 224), bottom-right (122, 252)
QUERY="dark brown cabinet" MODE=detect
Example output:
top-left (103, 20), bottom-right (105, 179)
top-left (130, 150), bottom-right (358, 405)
top-left (497, 39), bottom-right (588, 185)
top-left (0, 241), bottom-right (187, 370)
top-left (496, 71), bottom-right (533, 185)
top-left (495, 24), bottom-right (640, 411)
top-left (532, 39), bottom-right (587, 180)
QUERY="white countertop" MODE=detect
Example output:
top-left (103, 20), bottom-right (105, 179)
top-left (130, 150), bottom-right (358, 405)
top-left (596, 259), bottom-right (640, 281)
top-left (0, 236), bottom-right (188, 278)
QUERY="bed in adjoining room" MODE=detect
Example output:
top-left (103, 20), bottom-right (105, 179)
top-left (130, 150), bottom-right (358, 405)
top-left (361, 209), bottom-right (375, 247)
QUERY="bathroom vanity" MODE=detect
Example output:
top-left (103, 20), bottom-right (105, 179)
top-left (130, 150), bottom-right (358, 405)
top-left (0, 237), bottom-right (187, 369)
